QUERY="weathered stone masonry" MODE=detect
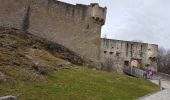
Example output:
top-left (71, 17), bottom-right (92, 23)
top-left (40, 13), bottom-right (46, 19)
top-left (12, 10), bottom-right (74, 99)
top-left (0, 0), bottom-right (107, 68)
top-left (0, 0), bottom-right (158, 72)
top-left (100, 38), bottom-right (158, 72)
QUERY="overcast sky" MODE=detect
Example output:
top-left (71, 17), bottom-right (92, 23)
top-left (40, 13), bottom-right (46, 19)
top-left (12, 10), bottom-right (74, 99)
top-left (62, 0), bottom-right (170, 49)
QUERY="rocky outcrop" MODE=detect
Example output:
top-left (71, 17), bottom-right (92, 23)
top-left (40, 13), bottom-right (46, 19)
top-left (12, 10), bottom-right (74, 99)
top-left (0, 96), bottom-right (17, 100)
top-left (0, 28), bottom-right (89, 82)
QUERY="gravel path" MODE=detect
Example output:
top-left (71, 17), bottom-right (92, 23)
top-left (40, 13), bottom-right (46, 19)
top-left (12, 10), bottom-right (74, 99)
top-left (139, 75), bottom-right (170, 100)
top-left (139, 89), bottom-right (170, 100)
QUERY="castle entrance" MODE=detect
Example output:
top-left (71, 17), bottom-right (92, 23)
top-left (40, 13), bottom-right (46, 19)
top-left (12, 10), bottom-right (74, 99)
top-left (130, 59), bottom-right (142, 68)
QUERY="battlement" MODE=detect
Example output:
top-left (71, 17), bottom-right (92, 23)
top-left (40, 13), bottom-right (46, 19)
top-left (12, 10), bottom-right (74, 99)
top-left (89, 3), bottom-right (107, 25)
top-left (47, 0), bottom-right (106, 25)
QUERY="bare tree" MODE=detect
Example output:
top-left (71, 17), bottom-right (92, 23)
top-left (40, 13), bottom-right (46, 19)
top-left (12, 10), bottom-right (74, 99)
top-left (158, 47), bottom-right (170, 74)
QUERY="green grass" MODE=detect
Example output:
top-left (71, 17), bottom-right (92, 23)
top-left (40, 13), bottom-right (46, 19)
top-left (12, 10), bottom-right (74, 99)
top-left (0, 67), bottom-right (158, 100)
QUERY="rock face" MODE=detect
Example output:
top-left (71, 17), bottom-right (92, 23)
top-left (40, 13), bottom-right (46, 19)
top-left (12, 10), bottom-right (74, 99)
top-left (0, 28), bottom-right (85, 67)
top-left (0, 0), bottom-right (107, 68)
top-left (0, 96), bottom-right (17, 100)
top-left (0, 28), bottom-right (87, 82)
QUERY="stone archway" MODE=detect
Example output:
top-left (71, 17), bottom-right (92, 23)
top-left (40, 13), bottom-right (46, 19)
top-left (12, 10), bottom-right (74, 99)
top-left (130, 59), bottom-right (142, 68)
top-left (131, 60), bottom-right (138, 67)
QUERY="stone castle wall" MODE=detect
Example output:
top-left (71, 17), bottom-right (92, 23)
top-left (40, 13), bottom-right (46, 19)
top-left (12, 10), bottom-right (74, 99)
top-left (0, 0), bottom-right (107, 68)
top-left (100, 38), bottom-right (158, 72)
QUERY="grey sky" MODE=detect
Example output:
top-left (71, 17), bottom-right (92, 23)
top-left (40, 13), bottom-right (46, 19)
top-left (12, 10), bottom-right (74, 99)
top-left (62, 0), bottom-right (170, 49)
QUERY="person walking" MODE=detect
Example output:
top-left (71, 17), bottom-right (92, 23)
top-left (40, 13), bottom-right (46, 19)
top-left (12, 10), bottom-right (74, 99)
top-left (147, 69), bottom-right (153, 79)
top-left (150, 69), bottom-right (153, 79)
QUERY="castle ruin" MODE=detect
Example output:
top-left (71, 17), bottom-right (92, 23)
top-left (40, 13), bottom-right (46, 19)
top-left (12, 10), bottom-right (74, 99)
top-left (0, 0), bottom-right (158, 72)
top-left (0, 0), bottom-right (106, 68)
top-left (100, 38), bottom-right (158, 72)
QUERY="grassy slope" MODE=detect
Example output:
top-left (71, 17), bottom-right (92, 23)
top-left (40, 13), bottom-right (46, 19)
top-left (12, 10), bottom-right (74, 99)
top-left (0, 28), bottom-right (158, 100)
top-left (0, 67), bottom-right (158, 100)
